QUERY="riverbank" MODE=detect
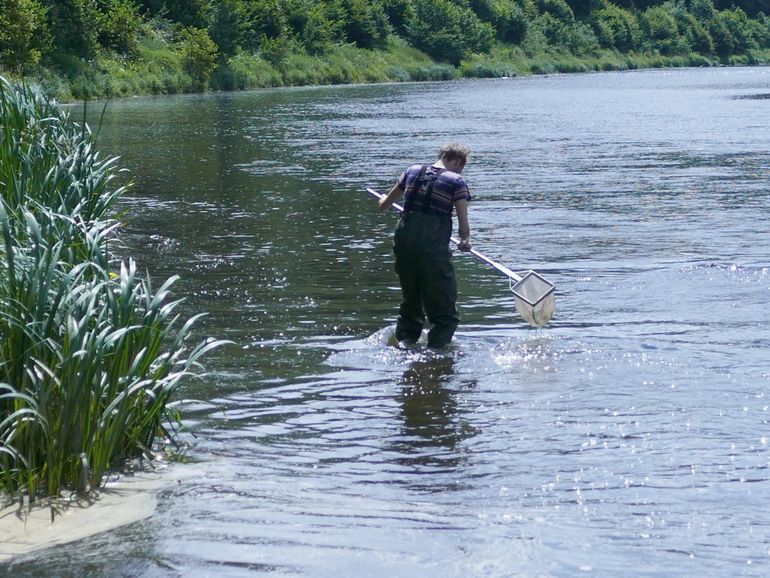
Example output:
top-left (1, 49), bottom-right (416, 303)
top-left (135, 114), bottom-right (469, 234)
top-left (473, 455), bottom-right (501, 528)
top-left (0, 465), bottom-right (175, 562)
top-left (10, 36), bottom-right (770, 103)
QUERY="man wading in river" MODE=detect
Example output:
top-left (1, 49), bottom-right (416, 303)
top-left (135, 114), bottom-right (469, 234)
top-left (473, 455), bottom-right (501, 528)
top-left (378, 143), bottom-right (473, 349)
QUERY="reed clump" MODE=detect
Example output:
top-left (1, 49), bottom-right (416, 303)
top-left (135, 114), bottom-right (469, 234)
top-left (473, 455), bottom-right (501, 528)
top-left (0, 77), bottom-right (226, 502)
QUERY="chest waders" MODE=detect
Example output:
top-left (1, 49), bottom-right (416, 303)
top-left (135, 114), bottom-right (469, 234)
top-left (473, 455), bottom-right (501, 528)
top-left (393, 165), bottom-right (460, 348)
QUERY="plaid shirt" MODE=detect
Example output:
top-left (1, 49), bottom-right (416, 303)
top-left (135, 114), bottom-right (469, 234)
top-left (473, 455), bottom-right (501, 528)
top-left (398, 164), bottom-right (471, 216)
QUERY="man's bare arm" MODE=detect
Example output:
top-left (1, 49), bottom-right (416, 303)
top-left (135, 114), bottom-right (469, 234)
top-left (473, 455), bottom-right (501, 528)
top-left (455, 198), bottom-right (471, 251)
top-left (378, 183), bottom-right (403, 211)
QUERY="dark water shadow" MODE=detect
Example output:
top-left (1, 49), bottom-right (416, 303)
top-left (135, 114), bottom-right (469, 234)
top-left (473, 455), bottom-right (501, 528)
top-left (734, 93), bottom-right (770, 100)
top-left (387, 353), bottom-right (478, 492)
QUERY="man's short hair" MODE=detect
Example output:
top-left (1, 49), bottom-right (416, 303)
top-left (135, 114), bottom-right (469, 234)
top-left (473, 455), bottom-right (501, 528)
top-left (438, 142), bottom-right (471, 164)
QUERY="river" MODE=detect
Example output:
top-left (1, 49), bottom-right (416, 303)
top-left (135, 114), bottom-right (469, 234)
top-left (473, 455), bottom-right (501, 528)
top-left (4, 66), bottom-right (770, 577)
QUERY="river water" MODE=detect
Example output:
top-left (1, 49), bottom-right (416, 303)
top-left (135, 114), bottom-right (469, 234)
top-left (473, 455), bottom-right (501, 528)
top-left (5, 67), bottom-right (770, 576)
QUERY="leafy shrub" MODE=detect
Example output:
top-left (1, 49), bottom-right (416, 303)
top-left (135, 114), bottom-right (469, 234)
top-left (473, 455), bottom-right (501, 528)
top-left (408, 0), bottom-right (494, 65)
top-left (707, 11), bottom-right (736, 56)
top-left (208, 0), bottom-right (241, 57)
top-left (211, 52), bottom-right (283, 90)
top-left (721, 7), bottom-right (759, 53)
top-left (641, 5), bottom-right (687, 55)
top-left (177, 26), bottom-right (219, 89)
top-left (0, 0), bottom-right (50, 71)
top-left (258, 34), bottom-right (294, 66)
top-left (672, 8), bottom-right (715, 54)
top-left (491, 0), bottom-right (530, 44)
top-left (591, 3), bottom-right (641, 52)
top-left (340, 0), bottom-right (390, 49)
top-left (98, 0), bottom-right (143, 54)
top-left (381, 0), bottom-right (414, 38)
top-left (536, 0), bottom-right (575, 22)
top-left (239, 0), bottom-right (286, 52)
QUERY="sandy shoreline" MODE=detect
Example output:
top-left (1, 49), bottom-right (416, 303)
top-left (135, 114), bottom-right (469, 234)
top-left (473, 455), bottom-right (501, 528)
top-left (0, 466), bottom-right (177, 562)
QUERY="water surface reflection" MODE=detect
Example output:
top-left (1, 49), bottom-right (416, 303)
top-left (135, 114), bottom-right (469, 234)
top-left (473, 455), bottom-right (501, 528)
top-left (394, 354), bottom-right (477, 488)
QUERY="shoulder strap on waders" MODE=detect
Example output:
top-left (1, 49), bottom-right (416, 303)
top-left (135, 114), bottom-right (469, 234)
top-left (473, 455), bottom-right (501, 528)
top-left (403, 164), bottom-right (445, 214)
top-left (403, 164), bottom-right (429, 213)
top-left (421, 166), bottom-right (445, 215)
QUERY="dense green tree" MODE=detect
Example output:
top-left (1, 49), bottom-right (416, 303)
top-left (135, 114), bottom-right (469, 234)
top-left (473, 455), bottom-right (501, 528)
top-left (340, 0), bottom-right (390, 49)
top-left (706, 10), bottom-right (737, 54)
top-left (178, 26), bottom-right (219, 88)
top-left (135, 0), bottom-right (163, 15)
top-left (536, 0), bottom-right (575, 22)
top-left (591, 3), bottom-right (641, 51)
top-left (687, 0), bottom-right (717, 20)
top-left (714, 0), bottom-right (768, 17)
top-left (641, 5), bottom-right (688, 54)
top-left (668, 2), bottom-right (715, 53)
top-left (382, 0), bottom-right (416, 36)
top-left (43, 0), bottom-right (100, 58)
top-left (238, 0), bottom-right (286, 54)
top-left (469, 0), bottom-right (496, 22)
top-left (721, 7), bottom-right (759, 52)
top-left (467, 0), bottom-right (531, 44)
top-left (0, 0), bottom-right (49, 70)
top-left (209, 0), bottom-right (241, 57)
top-left (493, 0), bottom-right (531, 43)
top-left (300, 2), bottom-right (344, 54)
top-left (97, 0), bottom-right (142, 54)
top-left (283, 0), bottom-right (309, 36)
top-left (164, 0), bottom-right (210, 28)
top-left (748, 12), bottom-right (770, 48)
top-left (563, 0), bottom-right (602, 19)
top-left (408, 0), bottom-right (494, 64)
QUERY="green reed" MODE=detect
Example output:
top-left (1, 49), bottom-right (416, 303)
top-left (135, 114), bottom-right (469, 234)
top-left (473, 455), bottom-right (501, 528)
top-left (0, 77), bottom-right (227, 500)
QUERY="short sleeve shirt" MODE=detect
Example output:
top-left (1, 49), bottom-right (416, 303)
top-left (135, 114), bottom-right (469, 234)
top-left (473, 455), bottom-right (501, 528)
top-left (398, 164), bottom-right (471, 216)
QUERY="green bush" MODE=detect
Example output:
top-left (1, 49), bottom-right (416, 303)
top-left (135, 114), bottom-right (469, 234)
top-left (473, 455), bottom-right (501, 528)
top-left (748, 14), bottom-right (770, 49)
top-left (721, 7), bottom-right (759, 53)
top-left (0, 0), bottom-right (50, 72)
top-left (220, 52), bottom-right (282, 89)
top-left (408, 0), bottom-right (494, 65)
top-left (98, 0), bottom-right (143, 54)
top-left (641, 5), bottom-right (687, 55)
top-left (491, 0), bottom-right (530, 44)
top-left (340, 0), bottom-right (390, 49)
top-left (239, 0), bottom-right (286, 52)
top-left (177, 26), bottom-right (219, 89)
top-left (670, 7), bottom-right (714, 54)
top-left (459, 52), bottom-right (519, 77)
top-left (591, 3), bottom-right (641, 52)
top-left (536, 0), bottom-right (575, 22)
top-left (706, 11), bottom-right (736, 56)
top-left (687, 52), bottom-right (714, 66)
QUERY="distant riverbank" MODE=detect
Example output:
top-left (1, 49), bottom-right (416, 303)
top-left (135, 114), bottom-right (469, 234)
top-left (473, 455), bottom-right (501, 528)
top-left (9, 36), bottom-right (770, 103)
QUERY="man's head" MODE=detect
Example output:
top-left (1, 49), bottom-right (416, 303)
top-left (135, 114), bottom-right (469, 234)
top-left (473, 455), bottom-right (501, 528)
top-left (438, 142), bottom-right (470, 172)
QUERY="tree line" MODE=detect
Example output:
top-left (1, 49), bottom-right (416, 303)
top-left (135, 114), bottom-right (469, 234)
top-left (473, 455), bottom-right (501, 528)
top-left (1, 1), bottom-right (769, 95)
